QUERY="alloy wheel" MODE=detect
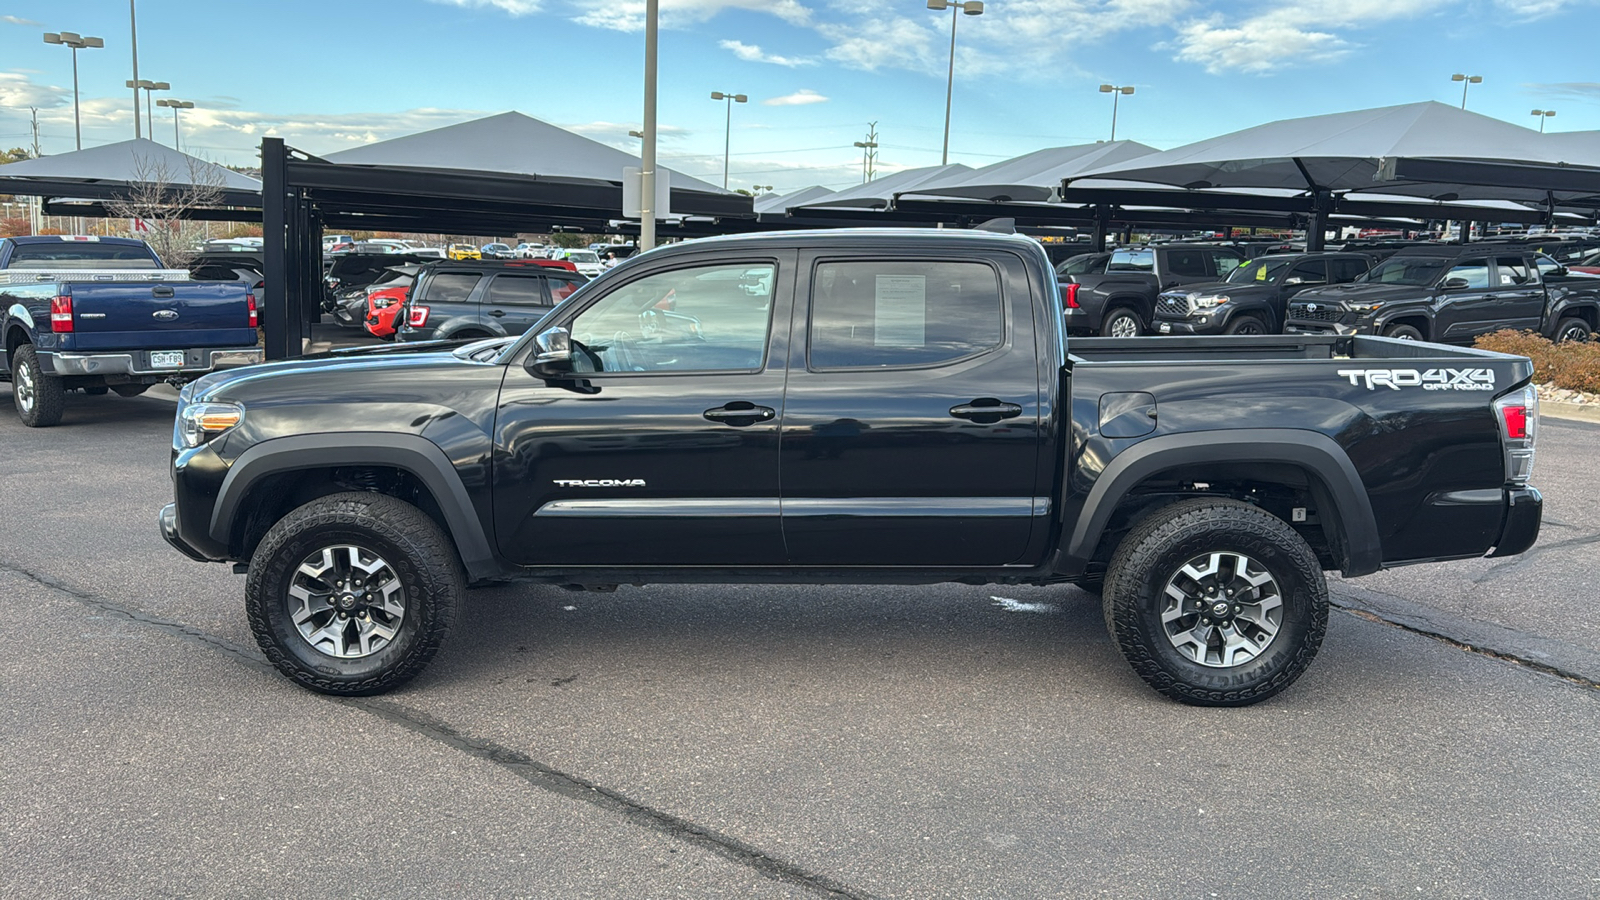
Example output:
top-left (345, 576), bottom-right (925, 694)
top-left (14, 363), bottom-right (34, 413)
top-left (1159, 551), bottom-right (1283, 668)
top-left (287, 544), bottom-right (406, 659)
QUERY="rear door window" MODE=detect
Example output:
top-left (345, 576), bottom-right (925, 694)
top-left (1329, 258), bottom-right (1370, 283)
top-left (1207, 251), bottom-right (1244, 277)
top-left (1286, 260), bottom-right (1328, 285)
top-left (487, 274), bottom-right (548, 306)
top-left (808, 260), bottom-right (1003, 370)
top-left (547, 273), bottom-right (584, 303)
top-left (424, 272), bottom-right (481, 304)
top-left (1164, 250), bottom-right (1209, 278)
top-left (1494, 257), bottom-right (1535, 286)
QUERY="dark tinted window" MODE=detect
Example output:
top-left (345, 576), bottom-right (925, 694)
top-left (488, 275), bottom-right (546, 306)
top-left (1208, 251), bottom-right (1244, 277)
top-left (8, 241), bottom-right (158, 268)
top-left (1329, 258), bottom-right (1370, 283)
top-left (1107, 249), bottom-right (1153, 272)
top-left (1286, 260), bottom-right (1327, 284)
top-left (1165, 249), bottom-right (1209, 277)
top-left (1057, 253), bottom-right (1107, 276)
top-left (1445, 259), bottom-right (1491, 289)
top-left (425, 273), bottom-right (481, 304)
top-left (809, 261), bottom-right (1002, 370)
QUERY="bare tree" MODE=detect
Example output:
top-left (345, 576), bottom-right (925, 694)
top-left (106, 154), bottom-right (226, 268)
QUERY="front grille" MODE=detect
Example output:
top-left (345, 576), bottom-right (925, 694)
top-left (1156, 294), bottom-right (1191, 317)
top-left (1289, 304), bottom-right (1344, 323)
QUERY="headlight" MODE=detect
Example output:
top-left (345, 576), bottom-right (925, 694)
top-left (1347, 302), bottom-right (1384, 312)
top-left (178, 401), bottom-right (244, 448)
top-left (1191, 294), bottom-right (1231, 309)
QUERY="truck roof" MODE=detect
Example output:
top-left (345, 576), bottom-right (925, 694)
top-left (671, 228), bottom-right (1044, 254)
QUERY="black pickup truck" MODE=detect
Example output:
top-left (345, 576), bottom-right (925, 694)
top-left (1153, 252), bottom-right (1375, 335)
top-left (160, 230), bottom-right (1543, 707)
top-left (1062, 244), bottom-right (1246, 337)
top-left (1285, 244), bottom-right (1600, 343)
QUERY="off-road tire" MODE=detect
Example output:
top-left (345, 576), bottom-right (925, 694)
top-left (11, 344), bottom-right (66, 427)
top-left (1383, 323), bottom-right (1424, 341)
top-left (1224, 315), bottom-right (1268, 336)
top-left (1100, 308), bottom-right (1143, 338)
top-left (110, 383), bottom-right (151, 398)
top-left (1554, 317), bottom-right (1591, 343)
top-left (246, 492), bottom-right (463, 696)
top-left (1102, 498), bottom-right (1327, 707)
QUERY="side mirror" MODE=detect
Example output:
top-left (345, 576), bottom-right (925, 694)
top-left (1553, 266), bottom-right (1570, 277)
top-left (530, 326), bottom-right (573, 374)
top-left (1442, 277), bottom-right (1470, 290)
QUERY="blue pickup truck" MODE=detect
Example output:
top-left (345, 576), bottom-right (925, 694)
top-left (1, 235), bottom-right (263, 426)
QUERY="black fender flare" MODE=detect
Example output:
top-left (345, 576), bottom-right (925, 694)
top-left (1060, 428), bottom-right (1382, 577)
top-left (209, 433), bottom-right (499, 581)
top-left (1546, 297), bottom-right (1598, 335)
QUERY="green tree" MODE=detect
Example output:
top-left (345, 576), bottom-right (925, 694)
top-left (1, 148), bottom-right (34, 164)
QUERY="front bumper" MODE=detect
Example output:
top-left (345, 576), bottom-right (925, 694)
top-left (159, 502), bottom-right (211, 563)
top-left (1284, 321), bottom-right (1359, 336)
top-left (1488, 487), bottom-right (1542, 557)
top-left (43, 347), bottom-right (263, 378)
top-left (1153, 316), bottom-right (1223, 335)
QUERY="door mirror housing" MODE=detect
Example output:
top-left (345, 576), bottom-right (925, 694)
top-left (530, 326), bottom-right (573, 375)
top-left (1441, 276), bottom-right (1471, 290)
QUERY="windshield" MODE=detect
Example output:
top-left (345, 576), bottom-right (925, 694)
top-left (1226, 257), bottom-right (1296, 284)
top-left (1358, 256), bottom-right (1450, 286)
top-left (1107, 249), bottom-right (1154, 272)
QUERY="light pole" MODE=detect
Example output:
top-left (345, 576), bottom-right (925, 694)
top-left (129, 0), bottom-right (142, 138)
top-left (126, 79), bottom-right (169, 135)
top-left (640, 0), bottom-right (658, 252)
top-left (1530, 109), bottom-right (1556, 133)
top-left (927, 0), bottom-right (983, 166)
top-left (1451, 73), bottom-right (1482, 110)
top-left (710, 91), bottom-right (747, 190)
top-left (751, 184), bottom-right (774, 195)
top-left (158, 99), bottom-right (194, 150)
top-left (1099, 83), bottom-right (1134, 141)
top-left (43, 32), bottom-right (104, 151)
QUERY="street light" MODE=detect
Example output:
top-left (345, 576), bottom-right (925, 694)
top-left (927, 0), bottom-right (983, 166)
top-left (157, 98), bottom-right (195, 150)
top-left (1451, 73), bottom-right (1483, 110)
top-left (710, 91), bottom-right (747, 191)
top-left (126, 79), bottom-right (169, 135)
top-left (43, 31), bottom-right (104, 151)
top-left (1098, 83), bottom-right (1135, 142)
top-left (1530, 109), bottom-right (1556, 133)
top-left (752, 184), bottom-right (773, 194)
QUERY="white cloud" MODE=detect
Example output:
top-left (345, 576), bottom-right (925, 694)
top-left (2, 15), bottom-right (43, 26)
top-left (0, 72), bottom-right (68, 109)
top-left (570, 0), bottom-right (811, 32)
top-left (1495, 0), bottom-right (1595, 15)
top-left (763, 89), bottom-right (829, 106)
top-left (429, 0), bottom-right (544, 14)
top-left (719, 39), bottom-right (814, 67)
top-left (1168, 0), bottom-right (1448, 74)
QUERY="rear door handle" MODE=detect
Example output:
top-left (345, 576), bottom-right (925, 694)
top-left (949, 399), bottom-right (1023, 423)
top-left (704, 401), bottom-right (776, 426)
top-left (489, 309), bottom-right (506, 317)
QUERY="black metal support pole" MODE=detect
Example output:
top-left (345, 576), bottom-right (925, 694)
top-left (1092, 206), bottom-right (1109, 252)
top-left (261, 137), bottom-right (292, 361)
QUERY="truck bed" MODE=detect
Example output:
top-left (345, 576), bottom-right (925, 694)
top-left (1068, 334), bottom-right (1515, 363)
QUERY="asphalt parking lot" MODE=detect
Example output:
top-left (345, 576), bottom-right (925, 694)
top-left (2, 388), bottom-right (1598, 899)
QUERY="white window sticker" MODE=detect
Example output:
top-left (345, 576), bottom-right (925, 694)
top-left (874, 274), bottom-right (926, 346)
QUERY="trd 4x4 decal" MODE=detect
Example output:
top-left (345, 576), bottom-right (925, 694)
top-left (1336, 368), bottom-right (1496, 391)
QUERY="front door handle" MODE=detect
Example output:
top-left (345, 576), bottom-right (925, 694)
top-left (489, 309), bottom-right (506, 317)
top-left (704, 401), bottom-right (776, 426)
top-left (949, 398), bottom-right (1023, 423)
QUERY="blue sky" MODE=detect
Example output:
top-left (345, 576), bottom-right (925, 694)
top-left (2, 0), bottom-right (1597, 194)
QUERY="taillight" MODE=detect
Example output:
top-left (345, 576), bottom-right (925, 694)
top-left (1064, 282), bottom-right (1080, 309)
top-left (50, 295), bottom-right (73, 332)
top-left (247, 294), bottom-right (258, 328)
top-left (1493, 385), bottom-right (1538, 485)
top-left (407, 305), bottom-right (430, 327)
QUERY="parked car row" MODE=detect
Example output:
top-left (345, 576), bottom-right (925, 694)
top-left (1058, 241), bottom-right (1600, 345)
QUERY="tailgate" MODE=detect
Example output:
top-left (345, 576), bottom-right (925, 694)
top-left (62, 282), bottom-right (256, 350)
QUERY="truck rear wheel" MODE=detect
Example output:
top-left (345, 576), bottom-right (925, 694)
top-left (1554, 317), bottom-right (1591, 343)
top-left (246, 492), bottom-right (462, 696)
top-left (1100, 308), bottom-right (1142, 338)
top-left (11, 345), bottom-right (66, 427)
top-left (1102, 498), bottom-right (1327, 707)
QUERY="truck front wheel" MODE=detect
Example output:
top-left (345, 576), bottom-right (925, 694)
top-left (246, 492), bottom-right (462, 696)
top-left (1102, 498), bottom-right (1327, 707)
top-left (11, 344), bottom-right (66, 427)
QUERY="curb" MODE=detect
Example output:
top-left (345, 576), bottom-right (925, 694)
top-left (1540, 400), bottom-right (1600, 424)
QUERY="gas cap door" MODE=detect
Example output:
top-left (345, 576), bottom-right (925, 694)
top-left (1099, 391), bottom-right (1157, 438)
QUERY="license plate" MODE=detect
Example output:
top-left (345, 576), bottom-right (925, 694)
top-left (150, 350), bottom-right (185, 369)
top-left (1158, 323), bottom-right (1172, 333)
